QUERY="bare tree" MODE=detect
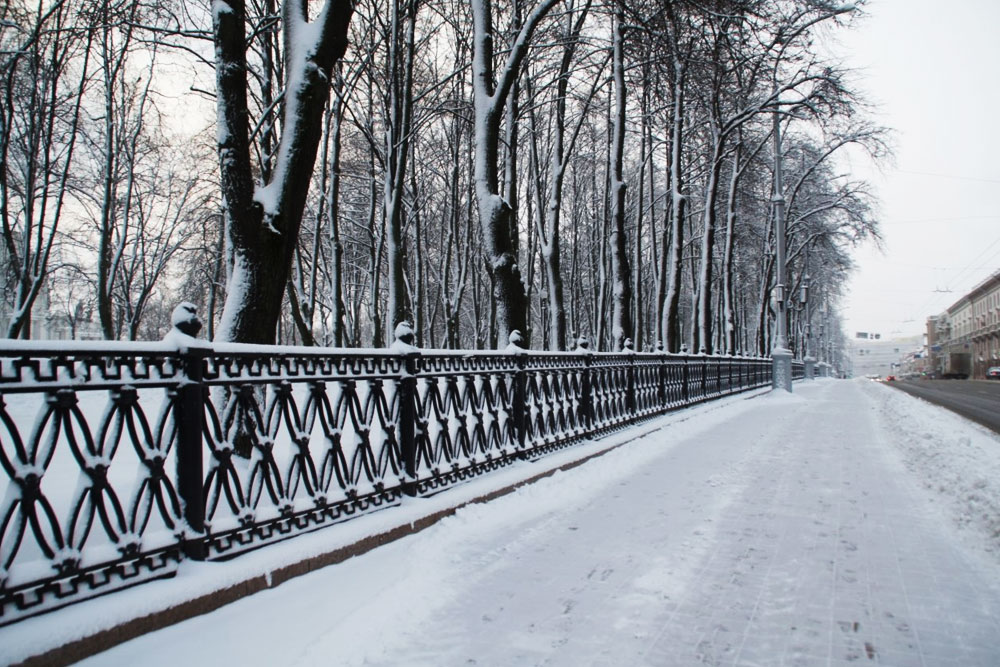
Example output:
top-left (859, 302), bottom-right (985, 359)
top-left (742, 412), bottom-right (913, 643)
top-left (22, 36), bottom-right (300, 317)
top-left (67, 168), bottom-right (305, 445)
top-left (1, 0), bottom-right (92, 339)
top-left (470, 0), bottom-right (559, 348)
top-left (212, 0), bottom-right (353, 344)
top-left (607, 2), bottom-right (631, 350)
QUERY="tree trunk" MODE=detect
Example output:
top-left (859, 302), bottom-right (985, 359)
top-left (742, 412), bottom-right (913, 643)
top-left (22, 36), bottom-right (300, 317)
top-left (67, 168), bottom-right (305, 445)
top-left (662, 59), bottom-right (685, 352)
top-left (325, 67), bottom-right (347, 347)
top-left (722, 142), bottom-right (741, 355)
top-left (695, 129), bottom-right (724, 354)
top-left (213, 0), bottom-right (354, 345)
top-left (470, 0), bottom-right (559, 348)
top-left (383, 0), bottom-right (417, 343)
top-left (608, 7), bottom-right (632, 350)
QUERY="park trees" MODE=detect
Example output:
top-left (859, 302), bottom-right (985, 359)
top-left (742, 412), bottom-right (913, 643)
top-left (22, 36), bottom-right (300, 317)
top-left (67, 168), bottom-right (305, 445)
top-left (1, 0), bottom-right (885, 355)
top-left (1, 0), bottom-right (91, 339)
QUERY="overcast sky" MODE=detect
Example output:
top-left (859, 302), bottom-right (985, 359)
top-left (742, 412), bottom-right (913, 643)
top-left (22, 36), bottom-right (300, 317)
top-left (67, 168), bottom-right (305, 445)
top-left (838, 0), bottom-right (1000, 342)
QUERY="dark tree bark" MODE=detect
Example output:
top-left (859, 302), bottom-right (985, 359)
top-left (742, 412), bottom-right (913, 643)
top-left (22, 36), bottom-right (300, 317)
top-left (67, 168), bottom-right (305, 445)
top-left (470, 0), bottom-right (560, 348)
top-left (213, 0), bottom-right (354, 344)
top-left (608, 5), bottom-right (632, 350)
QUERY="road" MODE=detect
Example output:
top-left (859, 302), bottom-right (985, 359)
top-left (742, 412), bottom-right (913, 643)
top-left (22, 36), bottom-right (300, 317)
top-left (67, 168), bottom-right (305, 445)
top-left (889, 378), bottom-right (1000, 433)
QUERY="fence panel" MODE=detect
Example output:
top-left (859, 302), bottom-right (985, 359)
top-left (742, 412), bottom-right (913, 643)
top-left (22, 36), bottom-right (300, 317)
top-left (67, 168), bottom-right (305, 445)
top-left (0, 344), bottom-right (189, 621)
top-left (0, 334), bottom-right (779, 626)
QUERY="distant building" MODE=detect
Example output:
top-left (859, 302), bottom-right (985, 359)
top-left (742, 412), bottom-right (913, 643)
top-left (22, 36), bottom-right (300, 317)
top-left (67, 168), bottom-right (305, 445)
top-left (927, 269), bottom-right (1000, 379)
top-left (969, 270), bottom-right (1000, 377)
top-left (848, 333), bottom-right (922, 378)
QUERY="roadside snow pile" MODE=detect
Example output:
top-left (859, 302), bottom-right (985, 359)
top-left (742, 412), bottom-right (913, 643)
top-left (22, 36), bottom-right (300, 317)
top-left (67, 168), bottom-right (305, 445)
top-left (863, 381), bottom-right (1000, 555)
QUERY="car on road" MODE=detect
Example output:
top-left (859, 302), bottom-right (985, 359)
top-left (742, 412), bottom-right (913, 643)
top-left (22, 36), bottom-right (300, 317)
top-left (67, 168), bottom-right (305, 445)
top-left (987, 366), bottom-right (1000, 380)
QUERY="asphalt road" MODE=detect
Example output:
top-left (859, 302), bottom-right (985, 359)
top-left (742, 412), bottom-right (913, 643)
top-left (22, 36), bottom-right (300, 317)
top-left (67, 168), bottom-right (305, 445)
top-left (888, 378), bottom-right (1000, 434)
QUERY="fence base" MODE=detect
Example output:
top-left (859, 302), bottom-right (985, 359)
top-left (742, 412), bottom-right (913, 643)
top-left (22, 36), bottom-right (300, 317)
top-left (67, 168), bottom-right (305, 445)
top-left (772, 348), bottom-right (793, 392)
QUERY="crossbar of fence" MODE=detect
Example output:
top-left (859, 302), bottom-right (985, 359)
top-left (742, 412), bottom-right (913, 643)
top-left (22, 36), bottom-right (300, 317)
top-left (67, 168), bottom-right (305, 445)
top-left (0, 325), bottom-right (780, 626)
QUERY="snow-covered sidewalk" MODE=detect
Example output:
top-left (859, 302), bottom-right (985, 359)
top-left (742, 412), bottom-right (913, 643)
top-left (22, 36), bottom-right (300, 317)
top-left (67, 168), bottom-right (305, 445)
top-left (9, 379), bottom-right (1000, 666)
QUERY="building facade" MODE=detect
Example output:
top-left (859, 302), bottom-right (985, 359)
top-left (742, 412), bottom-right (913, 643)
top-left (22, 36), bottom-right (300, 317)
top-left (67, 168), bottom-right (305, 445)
top-left (969, 270), bottom-right (1000, 377)
top-left (848, 334), bottom-right (922, 379)
top-left (926, 269), bottom-right (1000, 379)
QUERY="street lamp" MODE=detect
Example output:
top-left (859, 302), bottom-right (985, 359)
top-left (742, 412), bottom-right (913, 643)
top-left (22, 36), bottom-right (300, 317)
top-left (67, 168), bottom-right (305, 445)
top-left (801, 274), bottom-right (815, 379)
top-left (767, 4), bottom-right (856, 389)
top-left (771, 94), bottom-right (792, 392)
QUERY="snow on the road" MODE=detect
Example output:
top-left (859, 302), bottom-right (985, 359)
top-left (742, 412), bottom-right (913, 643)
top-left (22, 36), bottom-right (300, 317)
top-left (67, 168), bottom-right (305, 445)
top-left (22, 380), bottom-right (1000, 665)
top-left (860, 380), bottom-right (1000, 554)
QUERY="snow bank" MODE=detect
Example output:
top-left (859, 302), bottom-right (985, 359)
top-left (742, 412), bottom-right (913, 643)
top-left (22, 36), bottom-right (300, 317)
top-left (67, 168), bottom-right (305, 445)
top-left (862, 380), bottom-right (1000, 555)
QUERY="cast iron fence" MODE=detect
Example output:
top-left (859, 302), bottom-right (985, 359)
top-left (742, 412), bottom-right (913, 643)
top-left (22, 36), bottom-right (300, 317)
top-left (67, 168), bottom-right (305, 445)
top-left (0, 325), bottom-right (778, 625)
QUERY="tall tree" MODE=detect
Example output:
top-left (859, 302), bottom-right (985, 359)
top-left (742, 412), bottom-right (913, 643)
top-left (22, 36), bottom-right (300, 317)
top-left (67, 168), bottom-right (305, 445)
top-left (212, 0), bottom-right (354, 344)
top-left (470, 0), bottom-right (559, 348)
top-left (382, 0), bottom-right (418, 343)
top-left (659, 3), bottom-right (692, 353)
top-left (526, 0), bottom-right (597, 350)
top-left (608, 2), bottom-right (632, 350)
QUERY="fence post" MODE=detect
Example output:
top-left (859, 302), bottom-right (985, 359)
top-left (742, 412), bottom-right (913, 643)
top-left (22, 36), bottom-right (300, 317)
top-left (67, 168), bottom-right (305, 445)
top-left (392, 322), bottom-right (420, 496)
top-left (168, 303), bottom-right (207, 561)
top-left (506, 330), bottom-right (529, 453)
top-left (175, 348), bottom-right (207, 559)
top-left (701, 357), bottom-right (708, 398)
top-left (576, 337), bottom-right (593, 433)
top-left (682, 352), bottom-right (691, 404)
top-left (624, 338), bottom-right (636, 417)
top-left (513, 356), bottom-right (528, 452)
top-left (656, 341), bottom-right (667, 409)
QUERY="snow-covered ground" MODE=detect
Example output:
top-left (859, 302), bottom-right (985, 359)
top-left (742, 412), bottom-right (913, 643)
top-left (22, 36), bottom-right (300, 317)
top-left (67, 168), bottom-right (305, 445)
top-left (4, 378), bottom-right (1000, 666)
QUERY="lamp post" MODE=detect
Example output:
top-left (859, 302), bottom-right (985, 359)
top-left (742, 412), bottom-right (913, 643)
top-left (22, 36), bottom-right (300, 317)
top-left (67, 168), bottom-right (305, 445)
top-left (766, 4), bottom-right (857, 390)
top-left (801, 274), bottom-right (815, 379)
top-left (771, 96), bottom-right (792, 391)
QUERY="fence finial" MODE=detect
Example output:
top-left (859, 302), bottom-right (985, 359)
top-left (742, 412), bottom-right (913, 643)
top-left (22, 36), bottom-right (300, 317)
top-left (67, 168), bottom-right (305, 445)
top-left (171, 302), bottom-right (202, 337)
top-left (506, 329), bottom-right (525, 352)
top-left (392, 321), bottom-right (419, 353)
top-left (394, 320), bottom-right (415, 345)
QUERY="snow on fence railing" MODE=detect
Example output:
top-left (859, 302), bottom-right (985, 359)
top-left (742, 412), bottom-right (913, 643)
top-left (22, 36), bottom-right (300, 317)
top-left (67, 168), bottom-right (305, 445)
top-left (0, 314), bottom-right (775, 626)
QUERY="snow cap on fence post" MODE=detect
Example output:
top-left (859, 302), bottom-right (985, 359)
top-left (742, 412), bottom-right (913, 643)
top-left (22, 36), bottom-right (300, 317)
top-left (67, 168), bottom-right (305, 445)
top-left (163, 302), bottom-right (211, 353)
top-left (506, 329), bottom-right (526, 354)
top-left (172, 302), bottom-right (202, 336)
top-left (575, 335), bottom-right (590, 352)
top-left (391, 320), bottom-right (419, 354)
top-left (623, 338), bottom-right (635, 353)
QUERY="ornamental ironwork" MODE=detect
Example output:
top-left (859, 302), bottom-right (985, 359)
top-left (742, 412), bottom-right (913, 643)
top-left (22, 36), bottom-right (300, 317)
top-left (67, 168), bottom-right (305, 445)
top-left (0, 323), bottom-right (776, 626)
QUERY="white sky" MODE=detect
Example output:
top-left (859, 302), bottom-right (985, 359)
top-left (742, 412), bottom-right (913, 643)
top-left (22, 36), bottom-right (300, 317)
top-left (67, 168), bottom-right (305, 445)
top-left (839, 0), bottom-right (1000, 341)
